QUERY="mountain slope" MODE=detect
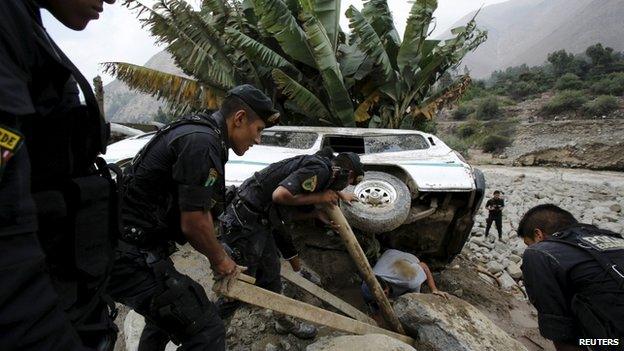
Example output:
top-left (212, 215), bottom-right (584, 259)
top-left (104, 51), bottom-right (182, 123)
top-left (444, 0), bottom-right (624, 78)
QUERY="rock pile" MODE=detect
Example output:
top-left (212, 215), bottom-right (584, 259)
top-left (464, 166), bottom-right (624, 297)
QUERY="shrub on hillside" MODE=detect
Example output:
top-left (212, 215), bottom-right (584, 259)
top-left (442, 135), bottom-right (469, 158)
top-left (555, 73), bottom-right (584, 91)
top-left (508, 81), bottom-right (539, 100)
top-left (590, 72), bottom-right (624, 96)
top-left (541, 90), bottom-right (588, 115)
top-left (456, 120), bottom-right (481, 138)
top-left (481, 134), bottom-right (511, 153)
top-left (582, 95), bottom-right (619, 116)
top-left (475, 96), bottom-right (500, 120)
top-left (452, 104), bottom-right (475, 120)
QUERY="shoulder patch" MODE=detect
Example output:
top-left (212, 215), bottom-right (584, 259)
top-left (0, 126), bottom-right (23, 151)
top-left (580, 235), bottom-right (624, 251)
top-left (302, 175), bottom-right (318, 192)
top-left (204, 168), bottom-right (219, 187)
top-left (0, 126), bottom-right (24, 178)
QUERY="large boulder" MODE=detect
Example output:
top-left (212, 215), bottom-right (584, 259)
top-left (394, 293), bottom-right (527, 351)
top-left (305, 334), bottom-right (416, 351)
top-left (507, 262), bottom-right (523, 280)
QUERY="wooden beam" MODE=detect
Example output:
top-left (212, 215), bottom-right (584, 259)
top-left (322, 204), bottom-right (406, 334)
top-left (279, 261), bottom-right (376, 325)
top-left (215, 276), bottom-right (414, 345)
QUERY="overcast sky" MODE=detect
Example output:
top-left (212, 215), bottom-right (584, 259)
top-left (43, 0), bottom-right (508, 85)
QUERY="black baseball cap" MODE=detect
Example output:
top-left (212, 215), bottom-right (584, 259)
top-left (226, 84), bottom-right (279, 126)
top-left (337, 152), bottom-right (365, 179)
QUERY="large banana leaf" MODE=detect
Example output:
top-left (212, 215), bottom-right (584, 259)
top-left (345, 5), bottom-right (394, 83)
top-left (300, 0), bottom-right (341, 51)
top-left (272, 69), bottom-right (330, 119)
top-left (123, 0), bottom-right (238, 89)
top-left (102, 62), bottom-right (223, 110)
top-left (361, 0), bottom-right (400, 68)
top-left (303, 15), bottom-right (354, 126)
top-left (252, 0), bottom-right (316, 68)
top-left (225, 28), bottom-right (302, 78)
top-left (398, 0), bottom-right (437, 73)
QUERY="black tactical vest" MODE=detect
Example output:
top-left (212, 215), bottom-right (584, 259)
top-left (547, 224), bottom-right (624, 339)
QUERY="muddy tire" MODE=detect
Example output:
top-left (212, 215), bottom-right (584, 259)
top-left (341, 171), bottom-right (411, 234)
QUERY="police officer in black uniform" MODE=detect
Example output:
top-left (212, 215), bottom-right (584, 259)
top-left (518, 204), bottom-right (624, 351)
top-left (107, 85), bottom-right (278, 351)
top-left (218, 150), bottom-right (364, 338)
top-left (485, 190), bottom-right (505, 241)
top-left (0, 1), bottom-right (119, 350)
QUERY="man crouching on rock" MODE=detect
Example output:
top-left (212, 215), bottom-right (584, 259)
top-left (217, 149), bottom-right (364, 339)
top-left (518, 204), bottom-right (624, 351)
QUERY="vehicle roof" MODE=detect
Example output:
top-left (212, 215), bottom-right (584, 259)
top-left (265, 126), bottom-right (433, 137)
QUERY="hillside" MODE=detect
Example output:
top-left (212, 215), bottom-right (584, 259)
top-left (104, 51), bottom-right (182, 123)
top-left (445, 0), bottom-right (624, 78)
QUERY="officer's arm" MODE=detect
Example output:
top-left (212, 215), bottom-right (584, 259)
top-left (522, 248), bottom-right (579, 346)
top-left (171, 133), bottom-right (236, 276)
top-left (180, 211), bottom-right (232, 272)
top-left (273, 166), bottom-right (337, 205)
top-left (272, 186), bottom-right (337, 206)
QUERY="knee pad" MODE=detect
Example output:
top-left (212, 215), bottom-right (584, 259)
top-left (149, 274), bottom-right (221, 343)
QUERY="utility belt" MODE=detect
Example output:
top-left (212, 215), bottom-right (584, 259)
top-left (230, 196), bottom-right (270, 227)
top-left (117, 239), bottom-right (177, 275)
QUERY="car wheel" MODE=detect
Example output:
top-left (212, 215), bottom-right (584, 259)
top-left (341, 171), bottom-right (411, 234)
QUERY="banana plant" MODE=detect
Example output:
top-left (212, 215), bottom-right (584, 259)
top-left (342, 0), bottom-right (487, 128)
top-left (105, 0), bottom-right (485, 129)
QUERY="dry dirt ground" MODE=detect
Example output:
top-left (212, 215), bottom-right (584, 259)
top-left (113, 165), bottom-right (624, 351)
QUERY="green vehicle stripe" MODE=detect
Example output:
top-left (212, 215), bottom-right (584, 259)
top-left (227, 160), bottom-right (464, 168)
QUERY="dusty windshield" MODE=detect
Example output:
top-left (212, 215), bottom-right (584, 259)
top-left (364, 134), bottom-right (429, 153)
top-left (260, 131), bottom-right (318, 149)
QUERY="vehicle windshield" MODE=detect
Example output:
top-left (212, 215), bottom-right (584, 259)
top-left (260, 131), bottom-right (318, 149)
top-left (364, 134), bottom-right (430, 153)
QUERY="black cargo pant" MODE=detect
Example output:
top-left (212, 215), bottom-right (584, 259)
top-left (485, 213), bottom-right (503, 239)
top-left (0, 232), bottom-right (88, 351)
top-left (217, 210), bottom-right (282, 319)
top-left (107, 241), bottom-right (225, 351)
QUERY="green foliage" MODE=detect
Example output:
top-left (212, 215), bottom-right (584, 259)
top-left (456, 120), bottom-right (481, 138)
top-left (451, 103), bottom-right (475, 120)
top-left (441, 135), bottom-right (469, 157)
top-left (555, 73), bottom-right (584, 91)
top-left (508, 81), bottom-right (539, 100)
top-left (112, 0), bottom-right (486, 129)
top-left (481, 134), bottom-right (511, 153)
top-left (475, 96), bottom-right (500, 120)
top-left (548, 50), bottom-right (575, 77)
top-left (590, 72), bottom-right (624, 95)
top-left (586, 43), bottom-right (615, 67)
top-left (460, 81), bottom-right (487, 102)
top-left (582, 95), bottom-right (619, 116)
top-left (410, 116), bottom-right (437, 134)
top-left (153, 107), bottom-right (176, 123)
top-left (541, 90), bottom-right (588, 115)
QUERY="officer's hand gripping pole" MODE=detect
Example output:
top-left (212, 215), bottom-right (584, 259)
top-left (321, 203), bottom-right (407, 335)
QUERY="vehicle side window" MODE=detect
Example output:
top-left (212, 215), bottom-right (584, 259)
top-left (364, 135), bottom-right (429, 153)
top-left (260, 131), bottom-right (318, 149)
